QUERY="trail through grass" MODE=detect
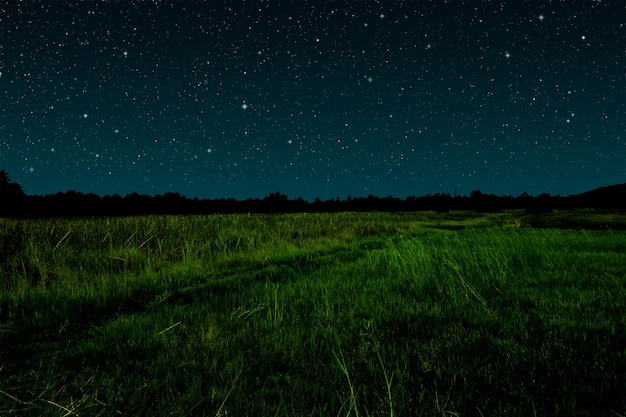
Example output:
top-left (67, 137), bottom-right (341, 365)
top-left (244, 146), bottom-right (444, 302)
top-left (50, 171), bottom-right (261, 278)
top-left (1, 211), bottom-right (625, 416)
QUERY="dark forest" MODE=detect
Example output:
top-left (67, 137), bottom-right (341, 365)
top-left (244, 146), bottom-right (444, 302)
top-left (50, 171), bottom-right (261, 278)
top-left (1, 170), bottom-right (624, 218)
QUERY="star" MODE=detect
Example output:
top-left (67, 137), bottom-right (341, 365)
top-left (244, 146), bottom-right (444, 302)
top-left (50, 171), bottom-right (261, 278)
top-left (1, 0), bottom-right (620, 202)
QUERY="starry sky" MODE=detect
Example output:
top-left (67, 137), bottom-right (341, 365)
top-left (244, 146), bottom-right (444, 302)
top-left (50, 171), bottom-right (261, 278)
top-left (1, 0), bottom-right (624, 201)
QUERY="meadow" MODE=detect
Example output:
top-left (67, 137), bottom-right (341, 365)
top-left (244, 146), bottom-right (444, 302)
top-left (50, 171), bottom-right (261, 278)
top-left (1, 210), bottom-right (625, 416)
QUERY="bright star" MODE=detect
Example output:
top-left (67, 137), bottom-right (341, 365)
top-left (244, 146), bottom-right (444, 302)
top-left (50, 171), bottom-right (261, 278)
top-left (241, 102), bottom-right (249, 110)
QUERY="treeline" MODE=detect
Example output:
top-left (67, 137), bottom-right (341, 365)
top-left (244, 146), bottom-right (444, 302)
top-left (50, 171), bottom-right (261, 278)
top-left (1, 170), bottom-right (624, 218)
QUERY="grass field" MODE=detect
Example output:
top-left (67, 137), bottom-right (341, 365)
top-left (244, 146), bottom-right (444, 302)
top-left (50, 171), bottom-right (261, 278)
top-left (1, 210), bottom-right (625, 416)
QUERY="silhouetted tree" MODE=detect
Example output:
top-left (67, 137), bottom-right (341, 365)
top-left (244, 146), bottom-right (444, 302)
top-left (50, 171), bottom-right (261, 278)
top-left (263, 192), bottom-right (290, 212)
top-left (525, 193), bottom-right (554, 213)
top-left (0, 170), bottom-right (26, 217)
top-left (102, 194), bottom-right (125, 216)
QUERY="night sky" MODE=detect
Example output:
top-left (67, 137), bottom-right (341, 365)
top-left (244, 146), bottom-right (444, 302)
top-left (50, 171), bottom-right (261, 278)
top-left (1, 1), bottom-right (624, 201)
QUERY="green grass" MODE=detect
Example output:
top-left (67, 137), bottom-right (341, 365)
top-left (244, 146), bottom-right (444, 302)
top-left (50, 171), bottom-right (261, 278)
top-left (1, 210), bottom-right (625, 416)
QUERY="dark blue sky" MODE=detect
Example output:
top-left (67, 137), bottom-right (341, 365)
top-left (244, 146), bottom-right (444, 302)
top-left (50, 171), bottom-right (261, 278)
top-left (1, 0), bottom-right (624, 200)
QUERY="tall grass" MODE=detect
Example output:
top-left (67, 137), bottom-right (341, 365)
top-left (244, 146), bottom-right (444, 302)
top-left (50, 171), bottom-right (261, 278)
top-left (1, 211), bottom-right (625, 416)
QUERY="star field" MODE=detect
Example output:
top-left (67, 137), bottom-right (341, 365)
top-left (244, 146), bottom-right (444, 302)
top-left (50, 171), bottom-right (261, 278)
top-left (1, 0), bottom-right (624, 200)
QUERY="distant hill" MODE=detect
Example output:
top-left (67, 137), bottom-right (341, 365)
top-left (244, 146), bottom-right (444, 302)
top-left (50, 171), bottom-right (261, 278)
top-left (566, 183), bottom-right (626, 209)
